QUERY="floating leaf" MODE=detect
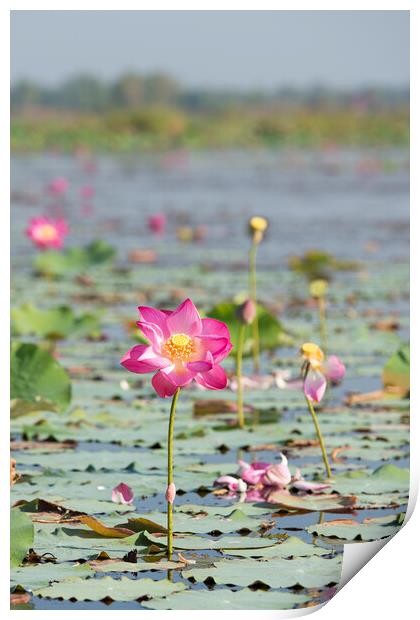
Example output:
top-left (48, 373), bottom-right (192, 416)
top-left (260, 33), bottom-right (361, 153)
top-left (34, 576), bottom-right (187, 601)
top-left (78, 516), bottom-right (135, 538)
top-left (142, 531), bottom-right (280, 551)
top-left (266, 492), bottom-right (356, 513)
top-left (12, 304), bottom-right (101, 340)
top-left (382, 344), bottom-right (410, 395)
top-left (288, 249), bottom-right (358, 280)
top-left (143, 589), bottom-right (312, 610)
top-left (182, 555), bottom-right (342, 588)
top-left (10, 343), bottom-right (71, 417)
top-left (306, 513), bottom-right (405, 542)
top-left (35, 240), bottom-right (115, 277)
top-left (208, 301), bottom-right (293, 354)
top-left (10, 508), bottom-right (34, 567)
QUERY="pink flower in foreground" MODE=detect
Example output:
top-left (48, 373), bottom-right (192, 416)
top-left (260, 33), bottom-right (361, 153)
top-left (290, 469), bottom-right (331, 494)
top-left (148, 213), bottom-right (166, 235)
top-left (47, 177), bottom-right (69, 196)
top-left (26, 216), bottom-right (69, 250)
top-left (323, 355), bottom-right (346, 384)
top-left (111, 482), bottom-right (134, 504)
top-left (121, 298), bottom-right (232, 398)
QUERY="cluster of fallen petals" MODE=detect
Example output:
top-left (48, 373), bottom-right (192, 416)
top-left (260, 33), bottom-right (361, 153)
top-left (215, 453), bottom-right (330, 502)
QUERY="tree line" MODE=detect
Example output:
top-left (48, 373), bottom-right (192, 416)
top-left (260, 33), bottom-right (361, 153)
top-left (11, 72), bottom-right (409, 113)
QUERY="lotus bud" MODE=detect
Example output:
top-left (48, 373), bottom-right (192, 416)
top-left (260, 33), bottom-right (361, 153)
top-left (165, 482), bottom-right (176, 504)
top-left (309, 279), bottom-right (329, 299)
top-left (248, 215), bottom-right (268, 244)
top-left (238, 299), bottom-right (256, 325)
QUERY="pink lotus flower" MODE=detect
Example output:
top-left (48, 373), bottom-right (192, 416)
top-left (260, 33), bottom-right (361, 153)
top-left (80, 185), bottom-right (95, 200)
top-left (238, 453), bottom-right (291, 488)
top-left (121, 298), bottom-right (232, 398)
top-left (148, 213), bottom-right (166, 235)
top-left (47, 177), bottom-right (69, 196)
top-left (111, 482), bottom-right (134, 504)
top-left (323, 355), bottom-right (346, 384)
top-left (26, 216), bottom-right (69, 250)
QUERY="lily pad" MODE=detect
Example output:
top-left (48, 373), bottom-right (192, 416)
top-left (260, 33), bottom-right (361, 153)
top-left (142, 588), bottom-right (313, 610)
top-left (34, 576), bottom-right (187, 601)
top-left (208, 301), bottom-right (293, 354)
top-left (306, 513), bottom-right (405, 542)
top-left (11, 343), bottom-right (71, 417)
top-left (35, 240), bottom-right (115, 277)
top-left (182, 555), bottom-right (342, 588)
top-left (12, 304), bottom-right (101, 340)
top-left (10, 508), bottom-right (34, 567)
top-left (382, 344), bottom-right (410, 394)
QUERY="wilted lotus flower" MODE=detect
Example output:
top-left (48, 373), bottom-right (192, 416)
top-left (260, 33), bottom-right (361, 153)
top-left (148, 213), bottom-right (166, 235)
top-left (47, 177), bottom-right (69, 196)
top-left (215, 475), bottom-right (247, 493)
top-left (111, 482), bottom-right (134, 504)
top-left (26, 216), bottom-right (69, 250)
top-left (238, 460), bottom-right (271, 485)
top-left (300, 343), bottom-right (333, 479)
top-left (301, 342), bottom-right (327, 403)
top-left (261, 454), bottom-right (292, 488)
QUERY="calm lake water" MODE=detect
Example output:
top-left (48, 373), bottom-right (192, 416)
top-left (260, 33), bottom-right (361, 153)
top-left (10, 148), bottom-right (409, 611)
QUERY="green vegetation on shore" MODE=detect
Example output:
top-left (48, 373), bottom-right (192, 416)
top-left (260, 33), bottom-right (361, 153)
top-left (11, 106), bottom-right (409, 152)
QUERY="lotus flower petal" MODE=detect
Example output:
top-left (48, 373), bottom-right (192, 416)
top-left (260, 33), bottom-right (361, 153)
top-left (111, 483), bottom-right (134, 505)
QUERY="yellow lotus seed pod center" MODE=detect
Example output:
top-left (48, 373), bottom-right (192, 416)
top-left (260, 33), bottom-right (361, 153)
top-left (162, 333), bottom-right (195, 361)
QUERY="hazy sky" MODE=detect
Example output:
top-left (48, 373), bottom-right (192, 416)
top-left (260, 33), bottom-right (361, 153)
top-left (11, 10), bottom-right (409, 89)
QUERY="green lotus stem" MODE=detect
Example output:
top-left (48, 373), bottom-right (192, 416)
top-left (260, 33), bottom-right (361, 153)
top-left (318, 296), bottom-right (328, 353)
top-left (236, 323), bottom-right (246, 428)
top-left (248, 240), bottom-right (260, 373)
top-left (167, 387), bottom-right (180, 560)
top-left (305, 396), bottom-right (332, 479)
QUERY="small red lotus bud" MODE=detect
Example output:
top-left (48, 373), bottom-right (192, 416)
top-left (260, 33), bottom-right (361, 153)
top-left (239, 299), bottom-right (256, 325)
top-left (165, 482), bottom-right (176, 504)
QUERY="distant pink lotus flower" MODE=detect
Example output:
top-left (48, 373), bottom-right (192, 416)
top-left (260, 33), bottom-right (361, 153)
top-left (323, 355), bottom-right (346, 384)
top-left (26, 216), bottom-right (69, 250)
top-left (121, 298), bottom-right (232, 398)
top-left (47, 177), bottom-right (69, 196)
top-left (148, 213), bottom-right (166, 235)
top-left (80, 185), bottom-right (95, 200)
top-left (111, 482), bottom-right (134, 505)
top-left (238, 453), bottom-right (291, 488)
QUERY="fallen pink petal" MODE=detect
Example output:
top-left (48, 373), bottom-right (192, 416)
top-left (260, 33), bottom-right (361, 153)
top-left (111, 482), bottom-right (134, 504)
